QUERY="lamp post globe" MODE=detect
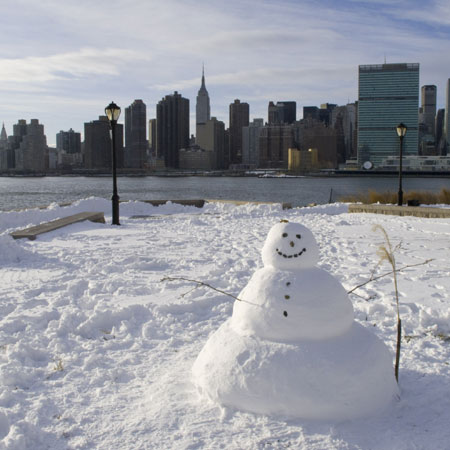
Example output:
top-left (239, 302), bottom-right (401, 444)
top-left (396, 123), bottom-right (407, 207)
top-left (105, 101), bottom-right (121, 122)
top-left (105, 101), bottom-right (121, 225)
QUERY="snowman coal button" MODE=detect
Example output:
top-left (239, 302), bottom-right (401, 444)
top-left (284, 283), bottom-right (291, 302)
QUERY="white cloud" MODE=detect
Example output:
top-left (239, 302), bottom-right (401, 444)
top-left (397, 0), bottom-right (450, 27)
top-left (0, 48), bottom-right (148, 83)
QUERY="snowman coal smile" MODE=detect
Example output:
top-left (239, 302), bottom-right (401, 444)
top-left (276, 247), bottom-right (306, 258)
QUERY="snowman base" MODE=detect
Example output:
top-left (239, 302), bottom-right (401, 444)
top-left (192, 320), bottom-right (399, 421)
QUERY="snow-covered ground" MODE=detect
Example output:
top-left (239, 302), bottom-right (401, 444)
top-left (0, 198), bottom-right (449, 450)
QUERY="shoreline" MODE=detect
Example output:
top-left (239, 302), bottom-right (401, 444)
top-left (1, 170), bottom-right (449, 178)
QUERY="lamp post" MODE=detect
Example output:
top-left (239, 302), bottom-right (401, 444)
top-left (396, 123), bottom-right (407, 207)
top-left (105, 101), bottom-right (121, 225)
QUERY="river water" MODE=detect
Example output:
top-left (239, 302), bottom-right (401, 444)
top-left (0, 175), bottom-right (448, 211)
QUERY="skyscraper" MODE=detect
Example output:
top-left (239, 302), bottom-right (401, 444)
top-left (7, 120), bottom-right (27, 169)
top-left (296, 121), bottom-right (338, 169)
top-left (13, 120), bottom-right (27, 138)
top-left (156, 91), bottom-right (190, 169)
top-left (196, 66), bottom-right (210, 129)
top-left (14, 119), bottom-right (47, 172)
top-left (259, 124), bottom-right (294, 169)
top-left (56, 128), bottom-right (81, 154)
top-left (319, 103), bottom-right (337, 127)
top-left (268, 101), bottom-right (278, 124)
top-left (331, 103), bottom-right (357, 161)
top-left (0, 123), bottom-right (8, 170)
top-left (278, 102), bottom-right (297, 124)
top-left (124, 99), bottom-right (147, 169)
top-left (303, 106), bottom-right (320, 121)
top-left (420, 85), bottom-right (437, 136)
top-left (435, 108), bottom-right (446, 154)
top-left (445, 78), bottom-right (450, 151)
top-left (229, 99), bottom-right (249, 165)
top-left (148, 118), bottom-right (156, 155)
top-left (268, 102), bottom-right (296, 125)
top-left (242, 118), bottom-right (264, 167)
top-left (196, 117), bottom-right (225, 169)
top-left (357, 63), bottom-right (419, 167)
top-left (84, 116), bottom-right (124, 170)
top-left (0, 123), bottom-right (6, 142)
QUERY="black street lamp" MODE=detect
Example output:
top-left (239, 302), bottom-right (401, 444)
top-left (396, 123), bottom-right (407, 207)
top-left (105, 101), bottom-right (121, 225)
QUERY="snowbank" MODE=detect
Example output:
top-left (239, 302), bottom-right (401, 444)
top-left (0, 198), bottom-right (449, 449)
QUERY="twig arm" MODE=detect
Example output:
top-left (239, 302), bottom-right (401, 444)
top-left (347, 259), bottom-right (433, 294)
top-left (161, 276), bottom-right (244, 302)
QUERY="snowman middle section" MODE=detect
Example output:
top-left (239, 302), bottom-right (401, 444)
top-left (231, 266), bottom-right (354, 342)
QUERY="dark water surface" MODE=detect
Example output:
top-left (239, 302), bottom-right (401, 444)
top-left (0, 175), bottom-right (448, 211)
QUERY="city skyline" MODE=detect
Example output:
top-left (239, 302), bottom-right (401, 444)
top-left (1, 0), bottom-right (450, 146)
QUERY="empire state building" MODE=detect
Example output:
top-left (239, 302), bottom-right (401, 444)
top-left (196, 66), bottom-right (211, 131)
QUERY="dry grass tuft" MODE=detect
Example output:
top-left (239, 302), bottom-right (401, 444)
top-left (340, 188), bottom-right (450, 205)
top-left (372, 224), bottom-right (402, 382)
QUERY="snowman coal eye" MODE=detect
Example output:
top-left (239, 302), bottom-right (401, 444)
top-left (282, 233), bottom-right (288, 238)
top-left (296, 234), bottom-right (301, 239)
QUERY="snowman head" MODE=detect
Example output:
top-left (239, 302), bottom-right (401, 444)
top-left (261, 221), bottom-right (319, 270)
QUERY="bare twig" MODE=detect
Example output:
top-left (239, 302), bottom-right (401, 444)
top-left (160, 276), bottom-right (263, 307)
top-left (347, 259), bottom-right (433, 295)
top-left (179, 284), bottom-right (200, 298)
top-left (350, 291), bottom-right (377, 302)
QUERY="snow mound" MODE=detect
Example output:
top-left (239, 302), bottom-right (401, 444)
top-left (0, 235), bottom-right (37, 264)
top-left (193, 320), bottom-right (398, 420)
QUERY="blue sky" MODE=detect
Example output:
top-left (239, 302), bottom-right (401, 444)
top-left (1, 0), bottom-right (449, 146)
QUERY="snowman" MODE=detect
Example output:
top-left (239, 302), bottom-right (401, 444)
top-left (192, 221), bottom-right (399, 420)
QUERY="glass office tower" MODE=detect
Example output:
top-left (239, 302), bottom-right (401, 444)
top-left (357, 63), bottom-right (419, 168)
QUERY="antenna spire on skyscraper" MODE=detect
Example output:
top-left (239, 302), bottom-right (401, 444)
top-left (201, 63), bottom-right (206, 89)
